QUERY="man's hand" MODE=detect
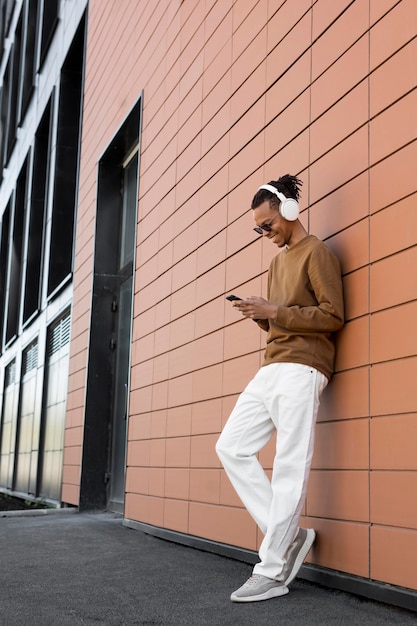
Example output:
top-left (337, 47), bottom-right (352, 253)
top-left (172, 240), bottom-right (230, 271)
top-left (232, 296), bottom-right (278, 320)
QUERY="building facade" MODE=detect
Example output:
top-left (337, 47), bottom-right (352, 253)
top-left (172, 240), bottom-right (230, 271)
top-left (0, 0), bottom-right (87, 502)
top-left (1, 0), bottom-right (416, 610)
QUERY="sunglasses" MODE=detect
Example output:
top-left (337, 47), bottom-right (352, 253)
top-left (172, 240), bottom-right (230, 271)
top-left (253, 213), bottom-right (280, 235)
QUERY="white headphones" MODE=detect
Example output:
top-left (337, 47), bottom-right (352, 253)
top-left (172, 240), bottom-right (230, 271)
top-left (258, 184), bottom-right (299, 221)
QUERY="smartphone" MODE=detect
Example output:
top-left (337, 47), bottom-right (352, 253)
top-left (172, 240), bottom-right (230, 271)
top-left (227, 294), bottom-right (259, 322)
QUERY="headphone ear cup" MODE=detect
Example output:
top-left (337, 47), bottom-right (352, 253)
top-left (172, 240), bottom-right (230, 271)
top-left (280, 198), bottom-right (299, 221)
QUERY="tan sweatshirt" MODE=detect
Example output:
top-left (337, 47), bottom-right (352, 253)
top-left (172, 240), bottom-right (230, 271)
top-left (258, 235), bottom-right (344, 379)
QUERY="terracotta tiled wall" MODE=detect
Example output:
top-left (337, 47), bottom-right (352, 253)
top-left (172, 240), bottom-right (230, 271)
top-left (65, 0), bottom-right (417, 592)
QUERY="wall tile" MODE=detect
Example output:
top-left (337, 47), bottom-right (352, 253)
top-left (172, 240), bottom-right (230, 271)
top-left (148, 468), bottom-right (165, 498)
top-left (370, 194), bottom-right (417, 262)
top-left (370, 0), bottom-right (400, 24)
top-left (313, 418), bottom-right (369, 470)
top-left (311, 0), bottom-right (369, 80)
top-left (371, 414), bottom-right (417, 470)
top-left (371, 471), bottom-right (417, 529)
top-left (258, 435), bottom-right (276, 470)
top-left (230, 98), bottom-right (266, 157)
top-left (167, 372), bottom-right (193, 408)
top-left (195, 263), bottom-right (226, 308)
top-left (150, 410), bottom-right (167, 439)
top-left (219, 468), bottom-right (243, 507)
top-left (223, 319), bottom-right (262, 362)
top-left (265, 91), bottom-right (310, 163)
top-left (370, 39), bottom-right (417, 117)
top-left (371, 526), bottom-right (417, 589)
top-left (265, 53), bottom-right (310, 126)
top-left (172, 253), bottom-right (197, 292)
top-left (226, 213), bottom-right (259, 257)
top-left (232, 1), bottom-right (267, 63)
top-left (230, 64), bottom-right (266, 129)
top-left (226, 171), bottom-right (264, 225)
top-left (370, 302), bottom-right (417, 364)
top-left (229, 131), bottom-right (265, 188)
top-left (163, 498), bottom-right (189, 533)
top-left (370, 247), bottom-right (417, 313)
top-left (370, 141), bottom-right (417, 212)
top-left (169, 313), bottom-right (195, 351)
top-left (192, 363), bottom-right (223, 403)
top-left (165, 436), bottom-right (191, 468)
top-left (370, 0), bottom-right (417, 70)
top-left (318, 367), bottom-right (369, 421)
top-left (225, 244), bottom-right (263, 293)
top-left (191, 398), bottom-right (223, 435)
top-left (370, 357), bottom-right (417, 417)
top-left (304, 516), bottom-right (369, 578)
top-left (128, 413), bottom-right (152, 442)
top-left (307, 470), bottom-right (369, 522)
top-left (166, 405), bottom-right (193, 438)
top-left (149, 438), bottom-right (166, 467)
top-left (370, 90), bottom-right (417, 166)
top-left (190, 433), bottom-right (221, 469)
top-left (171, 282), bottom-right (197, 321)
top-left (164, 468), bottom-right (190, 500)
top-left (335, 317), bottom-right (369, 372)
top-left (192, 329), bottom-right (224, 371)
top-left (222, 353), bottom-right (261, 396)
top-left (312, 0), bottom-right (354, 40)
top-left (310, 82), bottom-right (368, 163)
top-left (197, 200), bottom-right (228, 247)
top-left (169, 342), bottom-right (195, 379)
top-left (329, 219), bottom-right (369, 275)
top-left (61, 483), bottom-right (79, 506)
top-left (196, 231), bottom-right (227, 277)
top-left (189, 468), bottom-right (221, 504)
top-left (264, 129), bottom-right (310, 179)
top-left (202, 43), bottom-right (232, 101)
top-left (204, 9), bottom-right (232, 71)
top-left (231, 28), bottom-right (267, 92)
top-left (266, 11), bottom-right (311, 86)
top-left (310, 128), bottom-right (369, 206)
top-left (311, 38), bottom-right (368, 121)
top-left (343, 268), bottom-right (369, 322)
top-left (189, 501), bottom-right (257, 550)
top-left (125, 465), bottom-right (148, 494)
top-left (194, 297), bottom-right (225, 338)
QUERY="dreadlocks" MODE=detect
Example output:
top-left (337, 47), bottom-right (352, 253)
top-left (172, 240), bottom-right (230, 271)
top-left (251, 174), bottom-right (303, 210)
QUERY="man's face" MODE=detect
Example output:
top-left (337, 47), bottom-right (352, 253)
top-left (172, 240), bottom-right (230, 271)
top-left (253, 200), bottom-right (293, 248)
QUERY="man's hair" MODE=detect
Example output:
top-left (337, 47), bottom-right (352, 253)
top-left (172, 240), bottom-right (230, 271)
top-left (251, 174), bottom-right (303, 210)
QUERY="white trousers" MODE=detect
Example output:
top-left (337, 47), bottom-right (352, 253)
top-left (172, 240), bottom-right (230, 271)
top-left (216, 363), bottom-right (327, 580)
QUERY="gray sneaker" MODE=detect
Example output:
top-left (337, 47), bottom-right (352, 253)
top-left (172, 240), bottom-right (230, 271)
top-left (230, 574), bottom-right (289, 603)
top-left (282, 528), bottom-right (316, 586)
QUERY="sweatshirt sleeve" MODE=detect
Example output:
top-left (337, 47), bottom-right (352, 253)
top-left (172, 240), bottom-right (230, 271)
top-left (274, 246), bottom-right (344, 333)
top-left (256, 319), bottom-right (270, 332)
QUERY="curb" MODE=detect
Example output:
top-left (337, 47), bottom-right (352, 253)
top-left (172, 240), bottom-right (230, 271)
top-left (0, 506), bottom-right (78, 518)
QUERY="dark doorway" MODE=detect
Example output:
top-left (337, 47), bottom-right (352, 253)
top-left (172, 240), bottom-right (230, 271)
top-left (79, 99), bottom-right (141, 512)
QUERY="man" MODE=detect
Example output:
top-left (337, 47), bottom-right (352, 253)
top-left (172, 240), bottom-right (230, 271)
top-left (216, 174), bottom-right (344, 602)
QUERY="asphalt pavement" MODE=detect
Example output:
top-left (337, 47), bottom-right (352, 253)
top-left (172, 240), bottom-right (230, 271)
top-left (0, 510), bottom-right (416, 625)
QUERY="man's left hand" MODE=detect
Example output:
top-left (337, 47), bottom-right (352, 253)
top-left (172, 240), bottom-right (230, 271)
top-left (232, 296), bottom-right (278, 320)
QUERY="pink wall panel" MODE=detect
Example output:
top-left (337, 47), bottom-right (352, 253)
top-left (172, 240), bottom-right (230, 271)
top-left (67, 0), bottom-right (417, 595)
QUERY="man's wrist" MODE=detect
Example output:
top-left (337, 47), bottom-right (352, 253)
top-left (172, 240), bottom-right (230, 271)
top-left (269, 304), bottom-right (279, 320)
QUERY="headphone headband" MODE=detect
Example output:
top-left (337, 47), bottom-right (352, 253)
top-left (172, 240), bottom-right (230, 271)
top-left (257, 184), bottom-right (285, 203)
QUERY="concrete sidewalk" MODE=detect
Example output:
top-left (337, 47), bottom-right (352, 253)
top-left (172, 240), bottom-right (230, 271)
top-left (0, 511), bottom-right (416, 626)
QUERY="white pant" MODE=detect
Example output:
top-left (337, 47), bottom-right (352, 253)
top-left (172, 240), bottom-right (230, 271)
top-left (216, 363), bottom-right (327, 580)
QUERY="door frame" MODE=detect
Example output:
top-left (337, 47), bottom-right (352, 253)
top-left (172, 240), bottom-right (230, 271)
top-left (79, 97), bottom-right (142, 511)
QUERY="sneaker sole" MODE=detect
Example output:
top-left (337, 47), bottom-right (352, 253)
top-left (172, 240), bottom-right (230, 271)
top-left (231, 585), bottom-right (289, 603)
top-left (284, 528), bottom-right (316, 586)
